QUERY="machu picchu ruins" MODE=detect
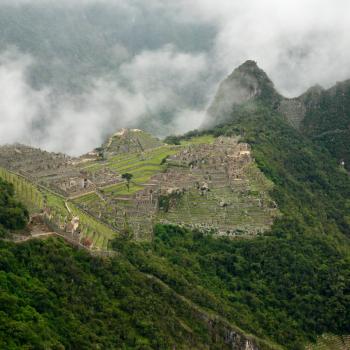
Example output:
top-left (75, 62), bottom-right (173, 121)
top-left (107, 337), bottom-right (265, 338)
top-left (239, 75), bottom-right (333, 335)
top-left (0, 129), bottom-right (278, 250)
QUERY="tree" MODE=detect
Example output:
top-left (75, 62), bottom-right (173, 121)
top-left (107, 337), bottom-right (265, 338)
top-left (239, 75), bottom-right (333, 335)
top-left (164, 135), bottom-right (180, 145)
top-left (121, 173), bottom-right (133, 191)
top-left (95, 147), bottom-right (106, 160)
top-left (120, 212), bottom-right (134, 240)
top-left (0, 178), bottom-right (28, 232)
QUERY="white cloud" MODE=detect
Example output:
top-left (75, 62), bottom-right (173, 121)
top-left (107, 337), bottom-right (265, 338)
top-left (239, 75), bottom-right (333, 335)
top-left (0, 0), bottom-right (350, 154)
top-left (0, 49), bottom-right (48, 145)
top-left (0, 46), bottom-right (209, 155)
top-left (121, 45), bottom-right (207, 90)
top-left (172, 109), bottom-right (205, 135)
top-left (41, 80), bottom-right (149, 155)
top-left (178, 0), bottom-right (350, 96)
top-left (120, 45), bottom-right (208, 113)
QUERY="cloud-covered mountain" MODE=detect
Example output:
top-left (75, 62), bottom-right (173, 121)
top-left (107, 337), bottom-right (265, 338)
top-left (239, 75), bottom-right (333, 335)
top-left (1, 0), bottom-right (350, 155)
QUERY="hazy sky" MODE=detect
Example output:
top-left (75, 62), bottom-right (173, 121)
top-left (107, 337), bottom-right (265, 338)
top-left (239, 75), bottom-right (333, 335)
top-left (0, 0), bottom-right (349, 155)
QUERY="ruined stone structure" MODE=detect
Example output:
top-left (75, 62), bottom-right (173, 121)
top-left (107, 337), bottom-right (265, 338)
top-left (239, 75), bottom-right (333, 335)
top-left (0, 144), bottom-right (121, 197)
top-left (102, 128), bottom-right (163, 156)
top-left (0, 131), bottom-right (278, 242)
top-left (79, 136), bottom-right (278, 239)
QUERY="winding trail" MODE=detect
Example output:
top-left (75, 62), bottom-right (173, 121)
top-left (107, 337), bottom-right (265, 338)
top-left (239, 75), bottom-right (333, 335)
top-left (13, 232), bottom-right (55, 243)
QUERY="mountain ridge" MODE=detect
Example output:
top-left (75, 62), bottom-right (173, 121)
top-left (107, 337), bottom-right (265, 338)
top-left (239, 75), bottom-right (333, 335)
top-left (204, 60), bottom-right (350, 170)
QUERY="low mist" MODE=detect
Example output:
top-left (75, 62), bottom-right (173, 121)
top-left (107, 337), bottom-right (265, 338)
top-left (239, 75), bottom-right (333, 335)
top-left (0, 0), bottom-right (349, 155)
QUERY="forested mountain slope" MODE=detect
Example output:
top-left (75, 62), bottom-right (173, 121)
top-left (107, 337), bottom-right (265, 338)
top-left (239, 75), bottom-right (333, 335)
top-left (298, 80), bottom-right (350, 170)
top-left (0, 180), bottom-right (270, 350)
top-left (1, 61), bottom-right (350, 350)
top-left (0, 178), bottom-right (28, 237)
top-left (205, 60), bottom-right (350, 171)
top-left (162, 101), bottom-right (350, 349)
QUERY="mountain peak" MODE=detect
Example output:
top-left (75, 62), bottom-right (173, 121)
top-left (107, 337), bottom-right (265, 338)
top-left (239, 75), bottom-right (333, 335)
top-left (204, 60), bottom-right (280, 126)
top-left (227, 60), bottom-right (276, 93)
top-left (235, 59), bottom-right (260, 72)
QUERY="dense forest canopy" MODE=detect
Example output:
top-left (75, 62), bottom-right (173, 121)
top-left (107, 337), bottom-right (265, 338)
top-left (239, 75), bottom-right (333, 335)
top-left (0, 178), bottom-right (28, 237)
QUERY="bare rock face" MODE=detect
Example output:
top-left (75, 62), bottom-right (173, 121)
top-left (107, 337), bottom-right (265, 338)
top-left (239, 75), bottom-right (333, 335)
top-left (278, 98), bottom-right (307, 129)
top-left (218, 326), bottom-right (262, 350)
top-left (193, 307), bottom-right (268, 350)
top-left (278, 85), bottom-right (324, 130)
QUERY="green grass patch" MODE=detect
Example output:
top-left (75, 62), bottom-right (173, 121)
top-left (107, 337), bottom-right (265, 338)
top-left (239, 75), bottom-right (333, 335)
top-left (180, 134), bottom-right (215, 146)
top-left (103, 182), bottom-right (143, 196)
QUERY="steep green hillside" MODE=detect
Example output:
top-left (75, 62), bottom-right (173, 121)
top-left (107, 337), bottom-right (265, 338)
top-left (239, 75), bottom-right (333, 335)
top-left (0, 178), bottom-right (28, 237)
top-left (205, 60), bottom-right (350, 172)
top-left (1, 61), bottom-right (350, 350)
top-left (299, 81), bottom-right (350, 170)
top-left (115, 222), bottom-right (349, 350)
top-left (0, 238), bottom-right (278, 350)
top-left (120, 103), bottom-right (350, 349)
top-left (280, 80), bottom-right (350, 171)
top-left (306, 334), bottom-right (350, 350)
top-left (205, 60), bottom-right (282, 128)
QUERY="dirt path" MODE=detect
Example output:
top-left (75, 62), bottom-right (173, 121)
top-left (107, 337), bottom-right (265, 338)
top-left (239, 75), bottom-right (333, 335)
top-left (13, 232), bottom-right (56, 243)
top-left (64, 201), bottom-right (72, 214)
top-left (12, 231), bottom-right (88, 250)
top-left (8, 229), bottom-right (116, 257)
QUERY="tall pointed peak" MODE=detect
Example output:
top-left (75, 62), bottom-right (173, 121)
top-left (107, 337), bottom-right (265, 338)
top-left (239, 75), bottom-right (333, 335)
top-left (227, 60), bottom-right (275, 89)
top-left (235, 60), bottom-right (260, 72)
top-left (204, 60), bottom-right (281, 127)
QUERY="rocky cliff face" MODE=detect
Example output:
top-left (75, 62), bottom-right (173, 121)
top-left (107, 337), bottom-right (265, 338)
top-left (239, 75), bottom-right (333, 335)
top-left (278, 98), bottom-right (306, 129)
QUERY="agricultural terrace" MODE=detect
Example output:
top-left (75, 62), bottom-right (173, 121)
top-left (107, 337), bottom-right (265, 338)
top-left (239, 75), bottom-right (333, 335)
top-left (77, 135), bottom-right (215, 198)
top-left (0, 167), bottom-right (117, 250)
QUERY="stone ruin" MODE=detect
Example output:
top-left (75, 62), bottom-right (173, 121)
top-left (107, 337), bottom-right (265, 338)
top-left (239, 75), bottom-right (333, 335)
top-left (0, 135), bottom-right (278, 241)
top-left (0, 144), bottom-right (70, 176)
top-left (40, 206), bottom-right (97, 249)
top-left (84, 136), bottom-right (277, 239)
top-left (0, 144), bottom-right (121, 197)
